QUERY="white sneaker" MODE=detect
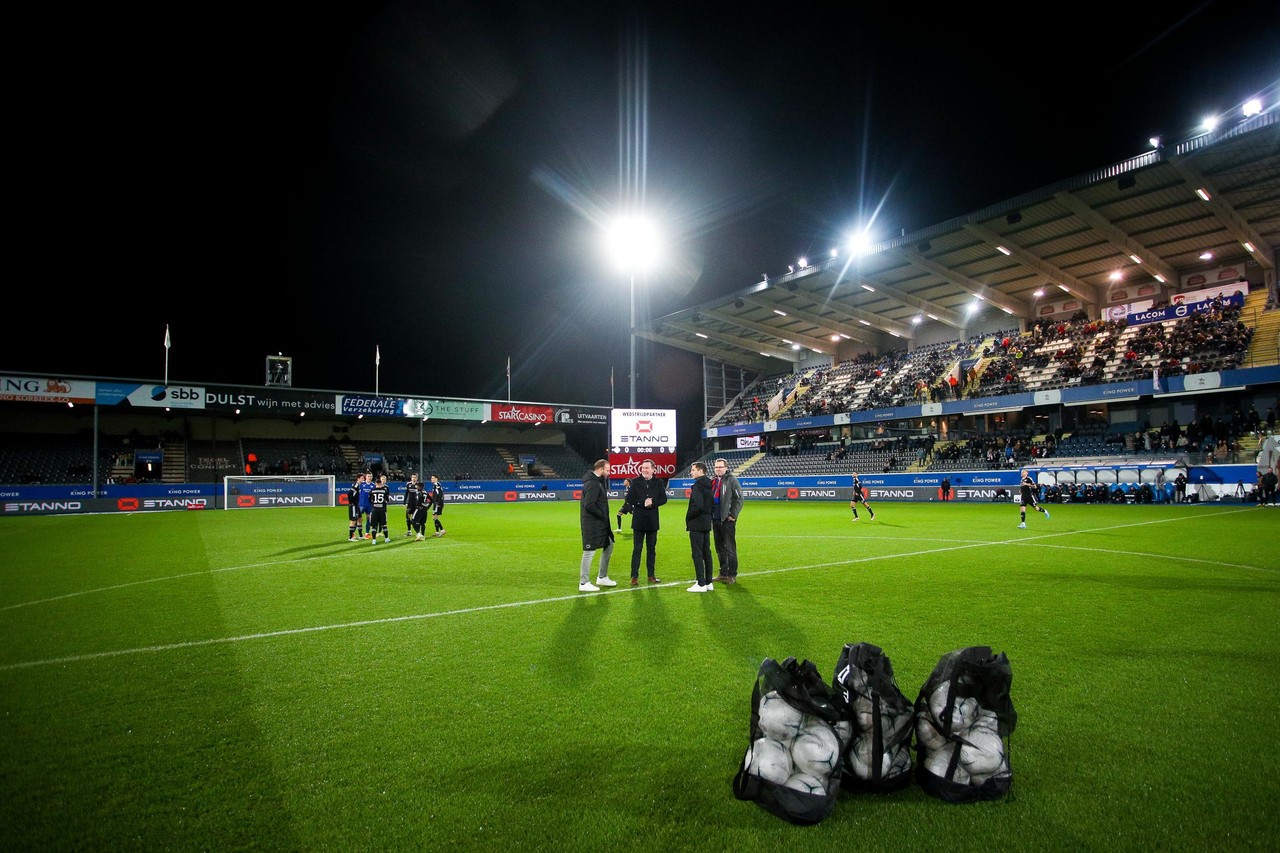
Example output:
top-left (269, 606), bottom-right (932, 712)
top-left (704, 582), bottom-right (714, 591)
top-left (616, 528), bottom-right (623, 533)
top-left (579, 582), bottom-right (599, 592)
top-left (596, 577), bottom-right (617, 587)
top-left (1017, 522), bottom-right (1026, 529)
top-left (1043, 510), bottom-right (1050, 520)
top-left (687, 583), bottom-right (707, 592)
top-left (851, 516), bottom-right (859, 521)
top-left (416, 534), bottom-right (425, 541)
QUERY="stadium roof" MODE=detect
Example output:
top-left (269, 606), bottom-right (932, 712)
top-left (639, 113), bottom-right (1279, 375)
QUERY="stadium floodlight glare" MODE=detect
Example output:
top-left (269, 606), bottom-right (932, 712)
top-left (1149, 136), bottom-right (1161, 149)
top-left (1200, 115), bottom-right (1218, 133)
top-left (605, 214), bottom-right (661, 408)
top-left (1242, 97), bottom-right (1262, 117)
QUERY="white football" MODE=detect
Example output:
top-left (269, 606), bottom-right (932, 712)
top-left (923, 746), bottom-right (970, 784)
top-left (757, 691), bottom-right (804, 742)
top-left (883, 708), bottom-right (913, 742)
top-left (746, 736), bottom-right (793, 784)
top-left (916, 715), bottom-right (947, 751)
top-left (791, 726), bottom-right (840, 776)
top-left (783, 772), bottom-right (826, 796)
top-left (833, 719), bottom-right (854, 750)
top-left (850, 735), bottom-right (894, 779)
top-left (960, 729), bottom-right (1005, 776)
top-left (929, 683), bottom-right (979, 732)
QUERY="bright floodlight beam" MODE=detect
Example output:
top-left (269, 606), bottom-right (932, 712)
top-left (606, 215), bottom-right (660, 409)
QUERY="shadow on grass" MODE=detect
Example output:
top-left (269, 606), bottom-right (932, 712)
top-left (697, 580), bottom-right (813, 673)
top-left (543, 591), bottom-right (612, 687)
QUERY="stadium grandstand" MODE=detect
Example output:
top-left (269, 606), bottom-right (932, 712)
top-left (2, 115), bottom-right (1278, 503)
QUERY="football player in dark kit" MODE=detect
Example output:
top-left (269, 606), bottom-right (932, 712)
top-left (1018, 468), bottom-right (1050, 529)
top-left (429, 474), bottom-right (446, 537)
top-left (346, 472), bottom-right (365, 541)
top-left (409, 477), bottom-right (429, 541)
top-left (368, 474), bottom-right (392, 543)
top-left (850, 472), bottom-right (876, 521)
top-left (404, 473), bottom-right (420, 537)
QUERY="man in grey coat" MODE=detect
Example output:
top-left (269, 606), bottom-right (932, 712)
top-left (711, 457), bottom-right (744, 584)
top-left (577, 459), bottom-right (617, 592)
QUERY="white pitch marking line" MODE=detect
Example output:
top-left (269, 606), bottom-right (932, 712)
top-left (1, 509), bottom-right (1269, 671)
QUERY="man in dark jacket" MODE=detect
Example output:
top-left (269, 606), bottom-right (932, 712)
top-left (626, 459), bottom-right (667, 585)
top-left (685, 461), bottom-right (715, 592)
top-left (578, 459), bottom-right (617, 592)
top-left (711, 457), bottom-right (744, 584)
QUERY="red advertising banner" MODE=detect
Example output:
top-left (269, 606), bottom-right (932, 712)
top-left (492, 403), bottom-right (555, 425)
top-left (608, 452), bottom-right (679, 479)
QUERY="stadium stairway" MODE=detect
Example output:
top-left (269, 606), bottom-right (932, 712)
top-left (162, 443), bottom-right (186, 484)
top-left (734, 451), bottom-right (767, 474)
top-left (338, 442), bottom-right (363, 474)
top-left (1244, 290), bottom-right (1280, 367)
top-left (494, 447), bottom-right (533, 479)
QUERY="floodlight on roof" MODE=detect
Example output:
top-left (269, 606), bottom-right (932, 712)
top-left (911, 316), bottom-right (922, 325)
top-left (848, 231), bottom-right (874, 256)
top-left (1058, 284), bottom-right (1069, 292)
top-left (1109, 271), bottom-right (1123, 281)
top-left (858, 319), bottom-right (871, 326)
top-left (1243, 242), bottom-right (1256, 253)
top-left (830, 334), bottom-right (840, 341)
top-left (1195, 187), bottom-right (1211, 201)
top-left (792, 344), bottom-right (801, 350)
top-left (1153, 274), bottom-right (1166, 283)
top-left (773, 309), bottom-right (787, 316)
top-left (1243, 97), bottom-right (1262, 117)
top-left (797, 257), bottom-right (807, 268)
top-left (1129, 254), bottom-right (1142, 264)
top-left (830, 248), bottom-right (838, 258)
top-left (1201, 115), bottom-right (1219, 133)
top-left (1033, 289), bottom-right (1045, 298)
top-left (1199, 251), bottom-right (1214, 260)
top-left (1149, 136), bottom-right (1161, 149)
top-left (695, 332), bottom-right (708, 339)
top-left (995, 245), bottom-right (1012, 256)
top-left (926, 314), bottom-right (939, 321)
top-left (860, 284), bottom-right (875, 292)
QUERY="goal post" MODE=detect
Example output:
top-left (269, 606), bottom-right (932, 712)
top-left (223, 475), bottom-right (336, 509)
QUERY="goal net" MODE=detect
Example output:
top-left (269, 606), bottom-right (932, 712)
top-left (223, 475), bottom-right (336, 509)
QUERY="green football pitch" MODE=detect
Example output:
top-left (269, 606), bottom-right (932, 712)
top-left (2, 501), bottom-right (1276, 850)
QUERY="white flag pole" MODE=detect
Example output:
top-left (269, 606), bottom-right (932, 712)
top-left (163, 324), bottom-right (171, 386)
top-left (375, 345), bottom-right (381, 396)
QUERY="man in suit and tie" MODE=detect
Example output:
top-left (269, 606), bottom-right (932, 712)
top-left (710, 457), bottom-right (744, 585)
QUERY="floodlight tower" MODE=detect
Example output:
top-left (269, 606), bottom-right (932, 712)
top-left (606, 214), bottom-right (659, 409)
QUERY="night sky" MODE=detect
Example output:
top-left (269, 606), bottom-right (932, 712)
top-left (11, 1), bottom-right (1277, 450)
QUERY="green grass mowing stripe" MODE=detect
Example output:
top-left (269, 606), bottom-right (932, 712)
top-left (1, 502), bottom-right (1277, 849)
